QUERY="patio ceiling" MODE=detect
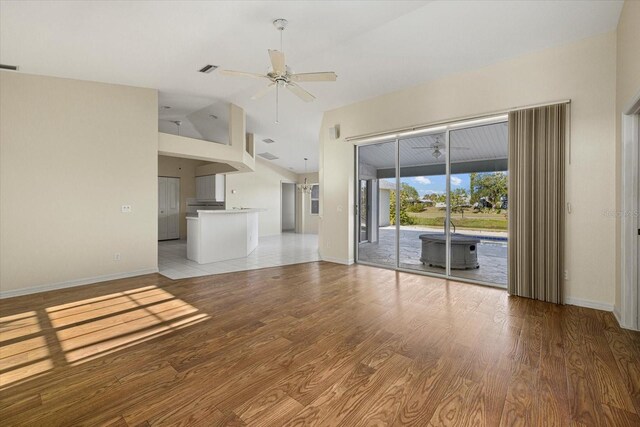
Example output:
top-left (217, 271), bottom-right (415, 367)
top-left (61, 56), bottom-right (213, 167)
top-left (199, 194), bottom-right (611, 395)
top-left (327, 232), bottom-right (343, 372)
top-left (358, 121), bottom-right (508, 178)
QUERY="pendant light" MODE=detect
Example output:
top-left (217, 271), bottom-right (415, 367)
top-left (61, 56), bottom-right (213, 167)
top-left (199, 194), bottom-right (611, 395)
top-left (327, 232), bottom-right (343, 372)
top-left (297, 158), bottom-right (312, 193)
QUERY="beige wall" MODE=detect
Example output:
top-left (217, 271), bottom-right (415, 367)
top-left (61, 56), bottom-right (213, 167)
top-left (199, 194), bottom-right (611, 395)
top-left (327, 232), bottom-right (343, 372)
top-left (319, 31), bottom-right (617, 308)
top-left (225, 158), bottom-right (299, 237)
top-left (0, 72), bottom-right (158, 296)
top-left (614, 0), bottom-right (640, 313)
top-left (158, 155), bottom-right (207, 240)
top-left (297, 173), bottom-right (320, 234)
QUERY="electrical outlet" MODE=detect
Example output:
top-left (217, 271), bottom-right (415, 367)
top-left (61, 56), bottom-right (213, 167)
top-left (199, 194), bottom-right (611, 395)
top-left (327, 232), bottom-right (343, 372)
top-left (114, 253), bottom-right (121, 261)
top-left (121, 205), bottom-right (132, 213)
top-left (564, 270), bottom-right (569, 280)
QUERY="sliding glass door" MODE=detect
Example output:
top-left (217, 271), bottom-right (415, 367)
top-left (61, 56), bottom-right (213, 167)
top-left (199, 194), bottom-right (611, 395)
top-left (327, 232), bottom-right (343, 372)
top-left (398, 131), bottom-right (447, 274)
top-left (355, 116), bottom-right (508, 288)
top-left (356, 139), bottom-right (397, 268)
top-left (448, 123), bottom-right (508, 286)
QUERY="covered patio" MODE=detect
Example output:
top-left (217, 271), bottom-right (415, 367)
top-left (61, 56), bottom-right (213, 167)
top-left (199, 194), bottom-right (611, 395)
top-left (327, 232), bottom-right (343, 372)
top-left (357, 121), bottom-right (508, 287)
top-left (358, 227), bottom-right (507, 286)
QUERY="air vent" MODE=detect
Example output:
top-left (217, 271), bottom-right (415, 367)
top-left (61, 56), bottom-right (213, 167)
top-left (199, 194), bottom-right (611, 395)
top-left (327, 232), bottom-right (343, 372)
top-left (0, 64), bottom-right (19, 71)
top-left (198, 64), bottom-right (218, 73)
top-left (262, 138), bottom-right (275, 144)
top-left (257, 152), bottom-right (279, 160)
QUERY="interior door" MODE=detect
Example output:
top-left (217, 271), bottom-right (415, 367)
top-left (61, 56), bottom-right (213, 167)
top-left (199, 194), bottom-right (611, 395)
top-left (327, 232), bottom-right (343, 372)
top-left (158, 177), bottom-right (168, 240)
top-left (158, 177), bottom-right (180, 241)
top-left (166, 177), bottom-right (180, 239)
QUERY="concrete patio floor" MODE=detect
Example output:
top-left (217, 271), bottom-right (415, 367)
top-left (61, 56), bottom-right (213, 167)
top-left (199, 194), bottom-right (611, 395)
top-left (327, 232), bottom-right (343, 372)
top-left (358, 228), bottom-right (507, 287)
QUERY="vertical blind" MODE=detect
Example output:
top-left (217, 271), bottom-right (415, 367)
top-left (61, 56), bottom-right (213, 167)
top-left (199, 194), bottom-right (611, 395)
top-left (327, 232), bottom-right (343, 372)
top-left (508, 103), bottom-right (566, 304)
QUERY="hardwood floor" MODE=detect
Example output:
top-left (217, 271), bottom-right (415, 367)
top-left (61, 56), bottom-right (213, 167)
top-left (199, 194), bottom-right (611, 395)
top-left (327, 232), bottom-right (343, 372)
top-left (1, 262), bottom-right (639, 426)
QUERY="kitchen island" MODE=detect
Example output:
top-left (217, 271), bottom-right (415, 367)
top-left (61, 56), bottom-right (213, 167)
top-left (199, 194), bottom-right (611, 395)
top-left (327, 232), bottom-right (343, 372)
top-left (186, 209), bottom-right (265, 264)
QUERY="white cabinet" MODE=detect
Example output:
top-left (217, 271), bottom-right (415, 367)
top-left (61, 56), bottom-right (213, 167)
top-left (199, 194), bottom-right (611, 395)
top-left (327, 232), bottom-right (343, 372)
top-left (215, 174), bottom-right (225, 202)
top-left (196, 174), bottom-right (225, 202)
top-left (158, 177), bottom-right (180, 240)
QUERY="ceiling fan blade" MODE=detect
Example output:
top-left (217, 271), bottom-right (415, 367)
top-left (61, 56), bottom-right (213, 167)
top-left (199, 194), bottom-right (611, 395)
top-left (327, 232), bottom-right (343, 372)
top-left (218, 69), bottom-right (268, 79)
top-left (290, 72), bottom-right (337, 82)
top-left (269, 49), bottom-right (285, 75)
top-left (250, 83), bottom-right (275, 100)
top-left (286, 83), bottom-right (315, 102)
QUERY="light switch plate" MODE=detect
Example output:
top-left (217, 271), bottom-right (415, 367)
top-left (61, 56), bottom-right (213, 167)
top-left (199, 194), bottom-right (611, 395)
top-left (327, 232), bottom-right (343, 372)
top-left (121, 205), bottom-right (132, 213)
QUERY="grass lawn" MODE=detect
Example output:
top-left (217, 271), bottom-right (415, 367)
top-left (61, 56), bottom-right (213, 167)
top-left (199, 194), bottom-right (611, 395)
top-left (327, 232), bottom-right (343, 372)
top-left (407, 207), bottom-right (508, 231)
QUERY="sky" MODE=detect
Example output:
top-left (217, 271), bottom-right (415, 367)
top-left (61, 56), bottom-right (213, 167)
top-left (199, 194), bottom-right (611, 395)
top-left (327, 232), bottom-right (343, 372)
top-left (383, 174), bottom-right (470, 197)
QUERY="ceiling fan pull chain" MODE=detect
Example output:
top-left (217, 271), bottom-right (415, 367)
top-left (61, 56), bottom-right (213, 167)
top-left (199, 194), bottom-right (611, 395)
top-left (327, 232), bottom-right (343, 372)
top-left (276, 83), bottom-right (279, 124)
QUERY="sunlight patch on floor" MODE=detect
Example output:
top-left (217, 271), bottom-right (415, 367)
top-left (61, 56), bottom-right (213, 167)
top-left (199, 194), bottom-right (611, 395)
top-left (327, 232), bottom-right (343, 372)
top-left (48, 286), bottom-right (210, 364)
top-left (0, 311), bottom-right (52, 388)
top-left (0, 286), bottom-right (209, 388)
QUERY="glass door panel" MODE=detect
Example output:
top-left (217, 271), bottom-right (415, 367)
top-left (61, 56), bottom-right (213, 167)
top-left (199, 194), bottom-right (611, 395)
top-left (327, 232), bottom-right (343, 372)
top-left (356, 140), bottom-right (397, 267)
top-left (398, 132), bottom-right (447, 274)
top-left (359, 180), bottom-right (369, 243)
top-left (448, 122), bottom-right (508, 286)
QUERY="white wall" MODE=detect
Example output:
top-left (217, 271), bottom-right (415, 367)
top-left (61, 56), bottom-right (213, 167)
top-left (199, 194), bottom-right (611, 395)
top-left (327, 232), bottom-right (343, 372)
top-left (0, 72), bottom-right (158, 297)
top-left (297, 173), bottom-right (320, 234)
top-left (319, 31), bottom-right (617, 308)
top-left (281, 183), bottom-right (296, 231)
top-left (379, 189), bottom-right (391, 227)
top-left (225, 158), bottom-right (299, 237)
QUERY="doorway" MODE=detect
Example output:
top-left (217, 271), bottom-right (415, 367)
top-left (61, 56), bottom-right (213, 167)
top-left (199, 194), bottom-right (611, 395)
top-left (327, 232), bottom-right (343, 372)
top-left (281, 182), bottom-right (296, 232)
top-left (620, 98), bottom-right (640, 330)
top-left (158, 176), bottom-right (180, 240)
top-left (355, 116), bottom-right (509, 288)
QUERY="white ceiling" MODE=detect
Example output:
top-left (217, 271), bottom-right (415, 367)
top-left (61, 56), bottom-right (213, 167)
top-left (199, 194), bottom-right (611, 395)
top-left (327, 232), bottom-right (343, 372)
top-left (0, 1), bottom-right (622, 172)
top-left (358, 122), bottom-right (508, 170)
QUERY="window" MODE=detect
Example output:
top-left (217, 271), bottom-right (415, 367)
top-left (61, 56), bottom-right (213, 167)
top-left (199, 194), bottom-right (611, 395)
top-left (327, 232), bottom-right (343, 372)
top-left (311, 184), bottom-right (319, 215)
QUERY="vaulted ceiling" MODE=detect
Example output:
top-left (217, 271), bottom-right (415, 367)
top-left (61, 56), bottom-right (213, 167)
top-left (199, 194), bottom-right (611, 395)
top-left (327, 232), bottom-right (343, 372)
top-left (0, 1), bottom-right (623, 172)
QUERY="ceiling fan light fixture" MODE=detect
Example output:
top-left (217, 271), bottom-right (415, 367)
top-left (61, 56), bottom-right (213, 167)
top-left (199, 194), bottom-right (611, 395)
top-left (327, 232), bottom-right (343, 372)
top-left (273, 18), bottom-right (288, 31)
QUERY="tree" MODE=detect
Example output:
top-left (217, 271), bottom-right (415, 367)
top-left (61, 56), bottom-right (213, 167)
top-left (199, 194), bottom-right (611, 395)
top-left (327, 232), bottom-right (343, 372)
top-left (450, 188), bottom-right (470, 217)
top-left (469, 172), bottom-right (507, 207)
top-left (390, 184), bottom-right (417, 225)
top-left (401, 182), bottom-right (420, 202)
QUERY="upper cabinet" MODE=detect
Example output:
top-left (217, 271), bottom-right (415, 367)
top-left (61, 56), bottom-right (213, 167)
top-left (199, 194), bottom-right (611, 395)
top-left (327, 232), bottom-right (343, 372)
top-left (196, 175), bottom-right (225, 202)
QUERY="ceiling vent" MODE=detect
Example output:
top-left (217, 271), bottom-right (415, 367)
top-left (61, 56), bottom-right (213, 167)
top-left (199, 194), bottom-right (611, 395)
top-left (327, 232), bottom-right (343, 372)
top-left (262, 138), bottom-right (275, 144)
top-left (198, 64), bottom-right (218, 73)
top-left (257, 152), bottom-right (279, 160)
top-left (0, 64), bottom-right (19, 71)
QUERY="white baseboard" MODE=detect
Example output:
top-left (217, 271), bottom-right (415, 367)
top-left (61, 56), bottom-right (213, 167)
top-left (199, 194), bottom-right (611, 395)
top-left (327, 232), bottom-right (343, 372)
top-left (613, 304), bottom-right (640, 331)
top-left (0, 268), bottom-right (159, 299)
top-left (321, 255), bottom-right (354, 265)
top-left (565, 297), bottom-right (613, 312)
top-left (613, 305), bottom-right (622, 326)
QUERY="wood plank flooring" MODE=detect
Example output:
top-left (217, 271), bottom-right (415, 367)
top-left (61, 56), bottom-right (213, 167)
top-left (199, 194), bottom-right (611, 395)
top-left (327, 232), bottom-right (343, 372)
top-left (1, 262), bottom-right (639, 426)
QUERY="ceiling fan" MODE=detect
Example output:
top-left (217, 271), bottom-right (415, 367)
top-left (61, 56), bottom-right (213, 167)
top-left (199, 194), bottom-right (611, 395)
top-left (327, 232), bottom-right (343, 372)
top-left (411, 136), bottom-right (470, 159)
top-left (218, 18), bottom-right (337, 123)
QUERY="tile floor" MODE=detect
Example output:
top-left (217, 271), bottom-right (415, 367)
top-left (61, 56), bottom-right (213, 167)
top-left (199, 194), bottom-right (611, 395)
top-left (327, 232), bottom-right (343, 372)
top-left (158, 232), bottom-right (320, 280)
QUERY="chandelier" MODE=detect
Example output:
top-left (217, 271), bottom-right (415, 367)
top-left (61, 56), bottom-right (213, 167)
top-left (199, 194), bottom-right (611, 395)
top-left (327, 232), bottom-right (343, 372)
top-left (297, 158), bottom-right (312, 193)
